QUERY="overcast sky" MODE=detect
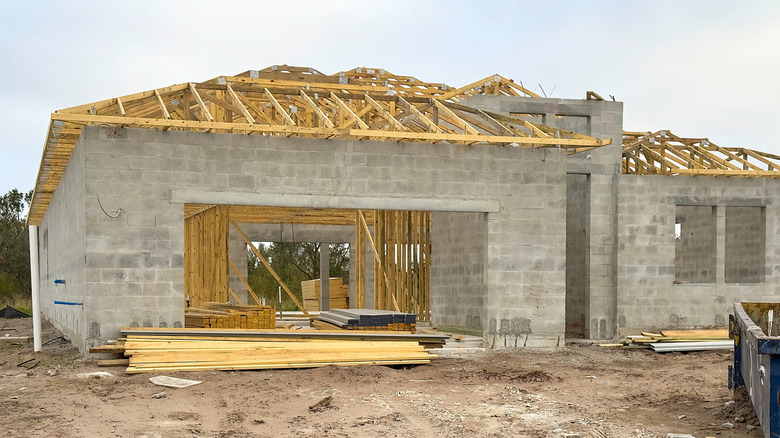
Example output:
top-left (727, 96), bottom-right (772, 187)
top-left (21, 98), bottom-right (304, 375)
top-left (2, 1), bottom-right (779, 196)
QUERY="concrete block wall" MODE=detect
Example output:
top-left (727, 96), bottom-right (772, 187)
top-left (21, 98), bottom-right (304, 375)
top-left (725, 206), bottom-right (766, 283)
top-left (430, 211), bottom-right (487, 329)
top-left (63, 122), bottom-right (568, 349)
top-left (617, 175), bottom-right (780, 333)
top-left (674, 205), bottom-right (716, 283)
top-left (81, 127), bottom-right (186, 351)
top-left (463, 95), bottom-right (624, 340)
top-left (38, 134), bottom-right (88, 350)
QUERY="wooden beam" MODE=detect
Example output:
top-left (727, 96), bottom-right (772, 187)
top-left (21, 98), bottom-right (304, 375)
top-left (226, 84), bottom-right (255, 124)
top-left (357, 210), bottom-right (400, 312)
top-left (189, 83), bottom-right (214, 122)
top-left (365, 94), bottom-right (408, 131)
top-left (228, 258), bottom-right (262, 305)
top-left (264, 88), bottom-right (295, 126)
top-left (329, 92), bottom-right (369, 129)
top-left (298, 90), bottom-right (334, 128)
top-left (230, 220), bottom-right (309, 315)
top-left (116, 97), bottom-right (126, 117)
top-left (431, 100), bottom-right (479, 135)
top-left (154, 89), bottom-right (171, 120)
top-left (227, 287), bottom-right (246, 306)
top-left (398, 97), bottom-right (440, 133)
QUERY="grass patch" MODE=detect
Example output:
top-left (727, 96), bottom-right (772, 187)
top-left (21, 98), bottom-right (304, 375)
top-left (436, 325), bottom-right (483, 337)
top-left (8, 297), bottom-right (32, 316)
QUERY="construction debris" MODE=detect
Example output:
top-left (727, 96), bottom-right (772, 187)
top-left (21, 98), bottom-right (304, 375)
top-left (149, 376), bottom-right (202, 388)
top-left (603, 328), bottom-right (731, 351)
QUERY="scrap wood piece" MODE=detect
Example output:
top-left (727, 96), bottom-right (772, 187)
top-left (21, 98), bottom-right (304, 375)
top-left (417, 328), bottom-right (462, 341)
top-left (89, 343), bottom-right (125, 354)
top-left (311, 320), bottom-right (345, 331)
top-left (659, 329), bottom-right (729, 339)
top-left (149, 375), bottom-right (202, 388)
top-left (98, 359), bottom-right (130, 367)
top-left (0, 336), bottom-right (30, 342)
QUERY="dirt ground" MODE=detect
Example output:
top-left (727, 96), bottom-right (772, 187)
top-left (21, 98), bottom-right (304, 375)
top-left (0, 318), bottom-right (761, 438)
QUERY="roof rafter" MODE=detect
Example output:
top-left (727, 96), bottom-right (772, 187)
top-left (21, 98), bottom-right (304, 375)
top-left (29, 65), bottom-right (613, 225)
top-left (623, 130), bottom-right (780, 178)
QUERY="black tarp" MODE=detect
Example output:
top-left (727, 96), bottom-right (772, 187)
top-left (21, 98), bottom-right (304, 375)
top-left (0, 305), bottom-right (31, 318)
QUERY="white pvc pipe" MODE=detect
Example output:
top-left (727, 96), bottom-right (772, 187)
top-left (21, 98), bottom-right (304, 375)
top-left (28, 225), bottom-right (41, 352)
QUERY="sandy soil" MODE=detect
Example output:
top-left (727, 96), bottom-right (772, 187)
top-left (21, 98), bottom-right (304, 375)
top-left (0, 318), bottom-right (761, 438)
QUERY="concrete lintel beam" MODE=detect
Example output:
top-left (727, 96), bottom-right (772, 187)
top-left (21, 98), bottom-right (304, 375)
top-left (171, 190), bottom-right (500, 213)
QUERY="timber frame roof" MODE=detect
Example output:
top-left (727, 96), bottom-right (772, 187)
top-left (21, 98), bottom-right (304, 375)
top-left (31, 65), bottom-right (612, 225)
top-left (623, 130), bottom-right (780, 178)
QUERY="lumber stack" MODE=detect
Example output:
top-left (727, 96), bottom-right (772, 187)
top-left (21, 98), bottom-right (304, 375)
top-left (302, 278), bottom-right (349, 312)
top-left (602, 328), bottom-right (732, 351)
top-left (185, 302), bottom-right (275, 329)
top-left (317, 309), bottom-right (417, 333)
top-left (115, 327), bottom-right (445, 373)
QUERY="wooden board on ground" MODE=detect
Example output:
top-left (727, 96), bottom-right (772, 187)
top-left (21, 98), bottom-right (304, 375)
top-left (123, 335), bottom-right (438, 373)
top-left (659, 329), bottom-right (728, 339)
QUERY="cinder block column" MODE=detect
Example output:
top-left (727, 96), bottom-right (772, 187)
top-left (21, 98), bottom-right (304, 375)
top-left (716, 205), bottom-right (725, 285)
top-left (228, 226), bottom-right (249, 305)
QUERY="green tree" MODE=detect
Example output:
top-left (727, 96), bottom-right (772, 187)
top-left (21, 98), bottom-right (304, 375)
top-left (247, 242), bottom-right (349, 310)
top-left (0, 189), bottom-right (33, 306)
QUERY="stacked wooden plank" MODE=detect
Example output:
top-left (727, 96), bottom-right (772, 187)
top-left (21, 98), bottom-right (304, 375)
top-left (603, 328), bottom-right (732, 351)
top-left (185, 302), bottom-right (275, 329)
top-left (317, 309), bottom-right (417, 332)
top-left (116, 327), bottom-right (446, 373)
top-left (302, 278), bottom-right (349, 311)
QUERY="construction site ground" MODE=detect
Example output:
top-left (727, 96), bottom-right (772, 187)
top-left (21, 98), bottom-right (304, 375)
top-left (0, 318), bottom-right (760, 438)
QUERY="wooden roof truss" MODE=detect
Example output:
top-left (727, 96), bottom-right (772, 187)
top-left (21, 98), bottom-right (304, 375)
top-left (31, 65), bottom-right (611, 225)
top-left (623, 130), bottom-right (780, 178)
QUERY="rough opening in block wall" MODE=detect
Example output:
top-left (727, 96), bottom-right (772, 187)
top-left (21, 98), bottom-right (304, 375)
top-left (184, 204), bottom-right (434, 322)
top-left (674, 205), bottom-right (716, 284)
top-left (244, 241), bottom-right (350, 312)
top-left (725, 206), bottom-right (766, 284)
top-left (565, 173), bottom-right (590, 338)
top-left (554, 114), bottom-right (591, 136)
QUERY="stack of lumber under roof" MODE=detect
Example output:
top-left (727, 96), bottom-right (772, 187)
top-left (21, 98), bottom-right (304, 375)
top-left (185, 302), bottom-right (274, 329)
top-left (315, 309), bottom-right (416, 332)
top-left (116, 327), bottom-right (446, 373)
top-left (602, 328), bottom-right (732, 352)
top-left (302, 278), bottom-right (349, 312)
